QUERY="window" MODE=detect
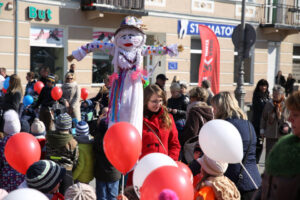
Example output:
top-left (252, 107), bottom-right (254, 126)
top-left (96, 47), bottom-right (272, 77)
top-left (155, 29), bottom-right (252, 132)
top-left (292, 45), bottom-right (300, 82)
top-left (145, 0), bottom-right (166, 7)
top-left (190, 38), bottom-right (202, 83)
top-left (30, 47), bottom-right (64, 83)
top-left (191, 0), bottom-right (214, 13)
top-left (233, 46), bottom-right (254, 84)
top-left (92, 31), bottom-right (114, 84)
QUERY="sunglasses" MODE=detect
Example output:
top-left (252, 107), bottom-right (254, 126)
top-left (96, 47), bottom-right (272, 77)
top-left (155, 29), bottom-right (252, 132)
top-left (66, 77), bottom-right (73, 80)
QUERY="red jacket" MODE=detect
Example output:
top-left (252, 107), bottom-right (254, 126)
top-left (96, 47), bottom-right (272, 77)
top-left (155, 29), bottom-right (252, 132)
top-left (141, 109), bottom-right (181, 161)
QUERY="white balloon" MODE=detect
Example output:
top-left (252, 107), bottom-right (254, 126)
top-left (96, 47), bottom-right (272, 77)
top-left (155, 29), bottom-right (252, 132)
top-left (133, 153), bottom-right (178, 197)
top-left (4, 188), bottom-right (48, 200)
top-left (199, 119), bottom-right (243, 163)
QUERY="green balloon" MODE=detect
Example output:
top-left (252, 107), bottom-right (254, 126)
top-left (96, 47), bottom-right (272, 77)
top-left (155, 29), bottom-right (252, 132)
top-left (143, 80), bottom-right (150, 88)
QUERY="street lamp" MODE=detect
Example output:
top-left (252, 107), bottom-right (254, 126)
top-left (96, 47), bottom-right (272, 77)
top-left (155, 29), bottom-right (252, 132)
top-left (234, 0), bottom-right (246, 110)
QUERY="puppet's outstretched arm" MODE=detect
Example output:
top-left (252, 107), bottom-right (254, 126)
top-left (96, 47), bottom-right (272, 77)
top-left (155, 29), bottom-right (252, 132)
top-left (67, 41), bottom-right (114, 62)
top-left (141, 44), bottom-right (184, 57)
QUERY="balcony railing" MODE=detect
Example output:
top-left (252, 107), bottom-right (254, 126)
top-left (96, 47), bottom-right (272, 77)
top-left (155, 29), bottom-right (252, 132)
top-left (260, 3), bottom-right (300, 26)
top-left (81, 0), bottom-right (144, 10)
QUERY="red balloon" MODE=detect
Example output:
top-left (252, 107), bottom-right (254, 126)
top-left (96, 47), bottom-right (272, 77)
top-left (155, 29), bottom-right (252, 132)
top-left (176, 161), bottom-right (193, 184)
top-left (140, 166), bottom-right (194, 200)
top-left (4, 132), bottom-right (41, 175)
top-left (34, 81), bottom-right (45, 94)
top-left (81, 88), bottom-right (89, 100)
top-left (2, 88), bottom-right (7, 94)
top-left (51, 86), bottom-right (63, 101)
top-left (103, 122), bottom-right (142, 174)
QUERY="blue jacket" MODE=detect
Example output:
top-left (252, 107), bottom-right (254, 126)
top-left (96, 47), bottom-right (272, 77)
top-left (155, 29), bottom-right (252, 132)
top-left (225, 118), bottom-right (262, 192)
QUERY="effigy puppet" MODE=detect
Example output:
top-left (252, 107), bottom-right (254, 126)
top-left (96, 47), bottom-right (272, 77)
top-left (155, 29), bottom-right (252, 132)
top-left (67, 16), bottom-right (183, 136)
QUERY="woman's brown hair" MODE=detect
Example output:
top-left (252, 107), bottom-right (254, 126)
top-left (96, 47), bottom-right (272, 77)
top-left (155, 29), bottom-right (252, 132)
top-left (144, 84), bottom-right (172, 129)
top-left (7, 74), bottom-right (23, 96)
top-left (286, 91), bottom-right (300, 111)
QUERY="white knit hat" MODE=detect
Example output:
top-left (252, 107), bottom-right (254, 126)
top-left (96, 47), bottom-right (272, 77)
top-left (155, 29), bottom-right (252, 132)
top-left (65, 183), bottom-right (96, 200)
top-left (3, 110), bottom-right (21, 135)
top-left (31, 118), bottom-right (46, 136)
top-left (199, 154), bottom-right (228, 176)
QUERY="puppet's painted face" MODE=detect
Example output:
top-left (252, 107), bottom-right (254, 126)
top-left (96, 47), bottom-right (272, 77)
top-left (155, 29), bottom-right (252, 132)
top-left (116, 29), bottom-right (145, 51)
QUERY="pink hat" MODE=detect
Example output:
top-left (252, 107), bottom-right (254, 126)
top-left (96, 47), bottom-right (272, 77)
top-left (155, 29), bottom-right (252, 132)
top-left (159, 189), bottom-right (179, 200)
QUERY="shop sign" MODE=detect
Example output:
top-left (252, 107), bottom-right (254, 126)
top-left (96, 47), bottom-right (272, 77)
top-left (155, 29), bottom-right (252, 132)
top-left (178, 20), bottom-right (236, 38)
top-left (28, 6), bottom-right (52, 21)
top-left (0, 1), bottom-right (3, 14)
top-left (93, 31), bottom-right (114, 41)
top-left (168, 62), bottom-right (178, 70)
top-left (30, 27), bottom-right (63, 47)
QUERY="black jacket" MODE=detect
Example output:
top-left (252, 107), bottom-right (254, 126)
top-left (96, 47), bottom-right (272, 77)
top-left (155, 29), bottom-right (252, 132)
top-left (2, 91), bottom-right (22, 112)
top-left (251, 92), bottom-right (269, 134)
top-left (167, 94), bottom-right (188, 122)
top-left (35, 86), bottom-right (55, 108)
top-left (275, 75), bottom-right (286, 87)
top-left (93, 118), bottom-right (121, 182)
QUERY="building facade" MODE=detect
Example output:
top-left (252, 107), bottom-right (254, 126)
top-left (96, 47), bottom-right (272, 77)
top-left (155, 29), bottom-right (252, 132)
top-left (0, 0), bottom-right (300, 102)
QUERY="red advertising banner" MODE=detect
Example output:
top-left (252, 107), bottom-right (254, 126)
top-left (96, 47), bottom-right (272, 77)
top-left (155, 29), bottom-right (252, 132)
top-left (198, 25), bottom-right (220, 94)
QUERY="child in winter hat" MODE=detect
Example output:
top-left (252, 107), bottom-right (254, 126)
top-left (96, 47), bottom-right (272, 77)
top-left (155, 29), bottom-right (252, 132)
top-left (0, 110), bottom-right (24, 192)
top-left (3, 110), bottom-right (21, 136)
top-left (31, 118), bottom-right (46, 136)
top-left (46, 113), bottom-right (78, 194)
top-left (65, 183), bottom-right (96, 200)
top-left (25, 160), bottom-right (66, 199)
top-left (73, 121), bottom-right (94, 183)
top-left (194, 154), bottom-right (240, 200)
top-left (31, 118), bottom-right (46, 159)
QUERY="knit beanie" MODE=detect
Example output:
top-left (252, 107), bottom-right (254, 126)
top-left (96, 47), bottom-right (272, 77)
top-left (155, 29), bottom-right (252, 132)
top-left (31, 118), bottom-right (46, 136)
top-left (64, 183), bottom-right (96, 200)
top-left (3, 110), bottom-right (21, 135)
top-left (20, 119), bottom-right (30, 133)
top-left (26, 160), bottom-right (66, 193)
top-left (159, 189), bottom-right (179, 200)
top-left (76, 121), bottom-right (89, 136)
top-left (198, 155), bottom-right (228, 176)
top-left (0, 188), bottom-right (8, 199)
top-left (55, 113), bottom-right (72, 130)
top-left (47, 74), bottom-right (56, 83)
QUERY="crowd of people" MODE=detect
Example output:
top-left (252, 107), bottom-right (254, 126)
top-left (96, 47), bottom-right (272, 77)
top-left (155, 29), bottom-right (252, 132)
top-left (0, 66), bottom-right (299, 200)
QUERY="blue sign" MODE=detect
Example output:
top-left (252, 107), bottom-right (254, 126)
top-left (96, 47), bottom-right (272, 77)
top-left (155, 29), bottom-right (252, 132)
top-left (168, 62), bottom-right (178, 70)
top-left (178, 20), bottom-right (236, 38)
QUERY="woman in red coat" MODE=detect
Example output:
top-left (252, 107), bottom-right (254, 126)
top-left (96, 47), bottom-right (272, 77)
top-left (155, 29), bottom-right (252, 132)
top-left (142, 84), bottom-right (181, 160)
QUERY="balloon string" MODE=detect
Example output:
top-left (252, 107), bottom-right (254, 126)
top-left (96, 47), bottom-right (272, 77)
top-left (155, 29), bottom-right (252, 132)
top-left (122, 174), bottom-right (125, 200)
top-left (240, 162), bottom-right (258, 189)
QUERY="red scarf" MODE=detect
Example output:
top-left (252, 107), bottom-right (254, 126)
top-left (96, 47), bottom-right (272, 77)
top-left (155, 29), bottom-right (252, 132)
top-left (51, 192), bottom-right (64, 200)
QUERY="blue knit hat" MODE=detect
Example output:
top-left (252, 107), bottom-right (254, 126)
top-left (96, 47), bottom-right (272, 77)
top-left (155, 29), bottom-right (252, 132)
top-left (76, 121), bottom-right (89, 136)
top-left (55, 113), bottom-right (72, 130)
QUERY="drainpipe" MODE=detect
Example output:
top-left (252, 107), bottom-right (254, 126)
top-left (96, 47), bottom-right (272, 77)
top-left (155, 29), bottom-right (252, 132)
top-left (14, 0), bottom-right (18, 74)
